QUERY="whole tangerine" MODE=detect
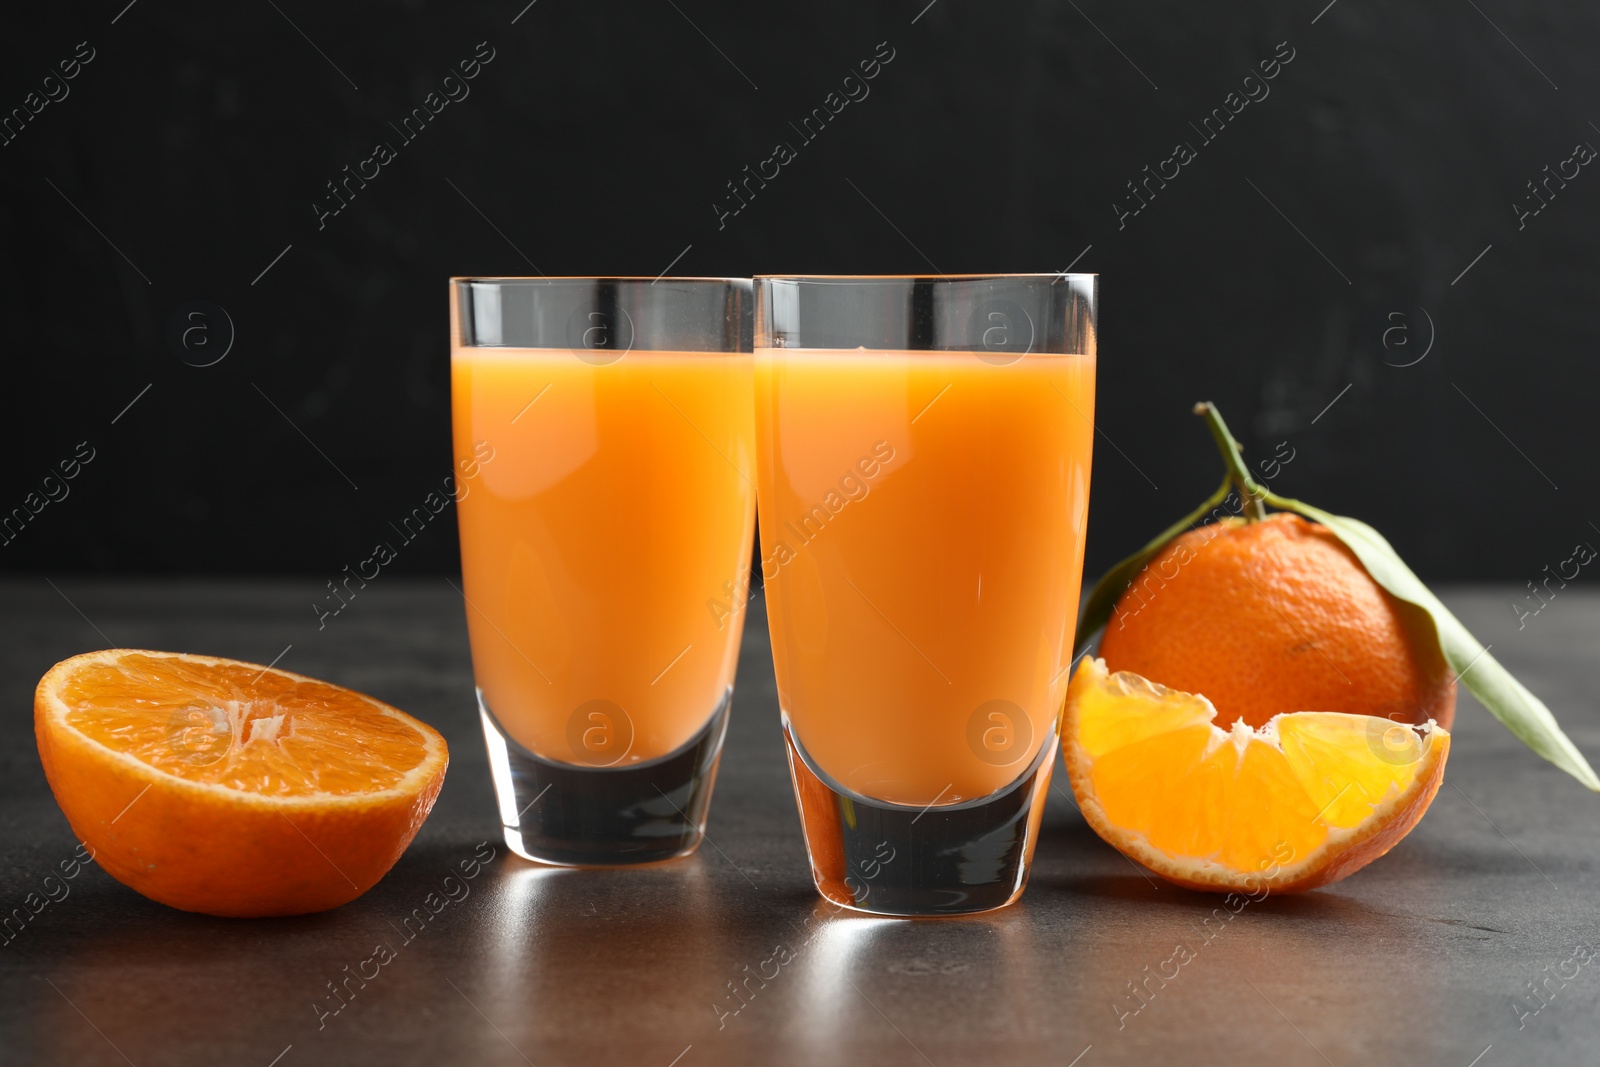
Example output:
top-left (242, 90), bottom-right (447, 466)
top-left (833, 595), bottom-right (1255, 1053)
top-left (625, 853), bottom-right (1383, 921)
top-left (1097, 512), bottom-right (1456, 731)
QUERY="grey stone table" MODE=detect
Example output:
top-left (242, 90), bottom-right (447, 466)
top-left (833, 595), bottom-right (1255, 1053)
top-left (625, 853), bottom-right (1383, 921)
top-left (2, 579), bottom-right (1597, 1066)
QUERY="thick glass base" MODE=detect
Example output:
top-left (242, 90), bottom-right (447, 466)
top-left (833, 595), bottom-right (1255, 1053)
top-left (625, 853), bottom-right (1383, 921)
top-left (783, 720), bottom-right (1056, 916)
top-left (479, 688), bottom-right (730, 867)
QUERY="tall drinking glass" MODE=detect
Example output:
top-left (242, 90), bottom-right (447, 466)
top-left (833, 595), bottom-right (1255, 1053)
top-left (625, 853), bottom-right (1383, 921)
top-left (754, 274), bottom-right (1097, 915)
top-left (451, 277), bottom-right (755, 865)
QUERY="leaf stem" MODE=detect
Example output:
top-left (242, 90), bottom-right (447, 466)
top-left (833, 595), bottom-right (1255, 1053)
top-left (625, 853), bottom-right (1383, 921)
top-left (1193, 402), bottom-right (1267, 521)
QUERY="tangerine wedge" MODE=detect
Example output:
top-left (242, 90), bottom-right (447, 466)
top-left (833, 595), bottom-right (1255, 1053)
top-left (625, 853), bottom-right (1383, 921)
top-left (35, 649), bottom-right (448, 917)
top-left (1063, 657), bottom-right (1449, 893)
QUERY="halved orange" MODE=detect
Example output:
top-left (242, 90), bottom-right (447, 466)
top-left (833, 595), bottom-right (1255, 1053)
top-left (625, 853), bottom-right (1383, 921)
top-left (1063, 657), bottom-right (1448, 893)
top-left (35, 649), bottom-right (448, 917)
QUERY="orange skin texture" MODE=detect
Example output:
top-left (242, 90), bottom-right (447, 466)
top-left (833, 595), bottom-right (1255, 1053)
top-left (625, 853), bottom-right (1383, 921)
top-left (35, 654), bottom-right (447, 918)
top-left (1098, 513), bottom-right (1456, 731)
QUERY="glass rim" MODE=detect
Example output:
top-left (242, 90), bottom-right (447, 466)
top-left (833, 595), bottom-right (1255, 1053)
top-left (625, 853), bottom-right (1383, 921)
top-left (451, 275), bottom-right (750, 284)
top-left (754, 273), bottom-right (1096, 281)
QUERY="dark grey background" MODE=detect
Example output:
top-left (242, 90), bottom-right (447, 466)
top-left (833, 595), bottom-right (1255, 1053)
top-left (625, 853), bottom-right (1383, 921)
top-left (1, 0), bottom-right (1595, 584)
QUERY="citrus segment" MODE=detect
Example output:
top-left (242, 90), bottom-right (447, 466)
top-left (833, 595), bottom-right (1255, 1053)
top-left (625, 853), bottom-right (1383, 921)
top-left (1277, 712), bottom-right (1428, 829)
top-left (1063, 657), bottom-right (1449, 893)
top-left (57, 653), bottom-right (429, 796)
top-left (35, 649), bottom-right (449, 917)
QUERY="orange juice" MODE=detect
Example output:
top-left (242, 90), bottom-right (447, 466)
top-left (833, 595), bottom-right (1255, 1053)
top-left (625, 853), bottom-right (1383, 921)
top-left (452, 347), bottom-right (755, 764)
top-left (755, 350), bottom-right (1095, 806)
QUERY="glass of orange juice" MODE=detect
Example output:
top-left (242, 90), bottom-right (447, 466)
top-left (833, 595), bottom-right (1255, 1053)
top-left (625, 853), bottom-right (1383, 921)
top-left (754, 274), bottom-right (1098, 915)
top-left (451, 277), bottom-right (755, 865)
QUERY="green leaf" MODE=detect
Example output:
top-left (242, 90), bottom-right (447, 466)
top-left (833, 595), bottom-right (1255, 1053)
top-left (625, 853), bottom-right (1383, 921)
top-left (1074, 476), bottom-right (1234, 655)
top-left (1259, 490), bottom-right (1600, 792)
